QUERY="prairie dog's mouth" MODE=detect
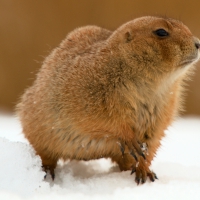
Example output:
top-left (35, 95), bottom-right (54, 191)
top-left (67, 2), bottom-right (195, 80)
top-left (180, 52), bottom-right (200, 67)
top-left (180, 59), bottom-right (197, 66)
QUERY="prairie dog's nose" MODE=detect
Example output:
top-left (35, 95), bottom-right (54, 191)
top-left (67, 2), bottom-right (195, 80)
top-left (195, 42), bottom-right (200, 49)
top-left (194, 37), bottom-right (200, 49)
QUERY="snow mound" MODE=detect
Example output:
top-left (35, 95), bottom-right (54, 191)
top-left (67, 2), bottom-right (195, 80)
top-left (0, 137), bottom-right (47, 197)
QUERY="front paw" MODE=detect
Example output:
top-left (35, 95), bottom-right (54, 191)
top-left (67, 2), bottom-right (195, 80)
top-left (117, 139), bottom-right (147, 161)
top-left (131, 165), bottom-right (158, 184)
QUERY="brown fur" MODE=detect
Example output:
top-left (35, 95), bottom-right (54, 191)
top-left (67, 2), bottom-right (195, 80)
top-left (16, 16), bottom-right (200, 184)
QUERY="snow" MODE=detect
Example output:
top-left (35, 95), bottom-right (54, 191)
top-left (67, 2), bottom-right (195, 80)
top-left (0, 113), bottom-right (200, 200)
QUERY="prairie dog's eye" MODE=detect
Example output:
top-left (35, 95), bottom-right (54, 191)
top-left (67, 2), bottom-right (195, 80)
top-left (154, 29), bottom-right (169, 37)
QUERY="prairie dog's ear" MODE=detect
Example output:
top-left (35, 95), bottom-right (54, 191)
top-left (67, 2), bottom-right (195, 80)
top-left (125, 31), bottom-right (133, 42)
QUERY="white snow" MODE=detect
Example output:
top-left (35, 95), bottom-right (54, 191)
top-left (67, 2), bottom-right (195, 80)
top-left (0, 113), bottom-right (200, 200)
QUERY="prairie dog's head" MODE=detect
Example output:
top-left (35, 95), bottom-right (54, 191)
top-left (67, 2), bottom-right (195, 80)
top-left (109, 16), bottom-right (200, 75)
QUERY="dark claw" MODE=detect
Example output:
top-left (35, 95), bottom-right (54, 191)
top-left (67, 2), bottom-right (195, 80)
top-left (50, 168), bottom-right (55, 180)
top-left (42, 166), bottom-right (47, 179)
top-left (141, 178), bottom-right (146, 184)
top-left (141, 172), bottom-right (147, 184)
top-left (141, 153), bottom-right (146, 160)
top-left (118, 141), bottom-right (125, 156)
top-left (148, 173), bottom-right (155, 182)
top-left (150, 177), bottom-right (155, 182)
top-left (120, 146), bottom-right (125, 156)
top-left (135, 177), bottom-right (140, 185)
top-left (131, 168), bottom-right (136, 175)
top-left (132, 140), bottom-right (145, 159)
top-left (154, 174), bottom-right (158, 180)
top-left (51, 173), bottom-right (55, 180)
top-left (136, 147), bottom-right (146, 160)
top-left (120, 144), bottom-right (125, 156)
top-left (42, 165), bottom-right (55, 180)
top-left (125, 141), bottom-right (139, 162)
top-left (130, 150), bottom-right (138, 161)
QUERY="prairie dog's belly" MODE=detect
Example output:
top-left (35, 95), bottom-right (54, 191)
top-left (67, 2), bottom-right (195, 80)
top-left (49, 130), bottom-right (120, 160)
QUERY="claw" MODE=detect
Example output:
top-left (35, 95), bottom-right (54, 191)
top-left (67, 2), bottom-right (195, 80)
top-left (125, 141), bottom-right (138, 161)
top-left (42, 166), bottom-right (47, 179)
top-left (117, 141), bottom-right (125, 156)
top-left (141, 153), bottom-right (146, 160)
top-left (130, 150), bottom-right (138, 161)
top-left (120, 146), bottom-right (125, 156)
top-left (150, 177), bottom-right (155, 182)
top-left (135, 177), bottom-right (140, 185)
top-left (130, 140), bottom-right (146, 160)
top-left (147, 172), bottom-right (157, 182)
top-left (141, 177), bottom-right (147, 184)
top-left (131, 168), bottom-right (136, 175)
top-left (50, 170), bottom-right (55, 180)
top-left (132, 140), bottom-right (145, 158)
top-left (42, 165), bottom-right (55, 180)
top-left (154, 173), bottom-right (158, 180)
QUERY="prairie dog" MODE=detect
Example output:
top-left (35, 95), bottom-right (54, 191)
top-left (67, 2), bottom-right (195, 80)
top-left (16, 16), bottom-right (200, 184)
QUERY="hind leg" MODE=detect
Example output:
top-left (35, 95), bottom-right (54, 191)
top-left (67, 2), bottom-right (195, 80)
top-left (112, 153), bottom-right (135, 171)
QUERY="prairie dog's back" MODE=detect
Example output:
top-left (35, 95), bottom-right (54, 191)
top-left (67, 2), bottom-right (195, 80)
top-left (59, 26), bottom-right (112, 54)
